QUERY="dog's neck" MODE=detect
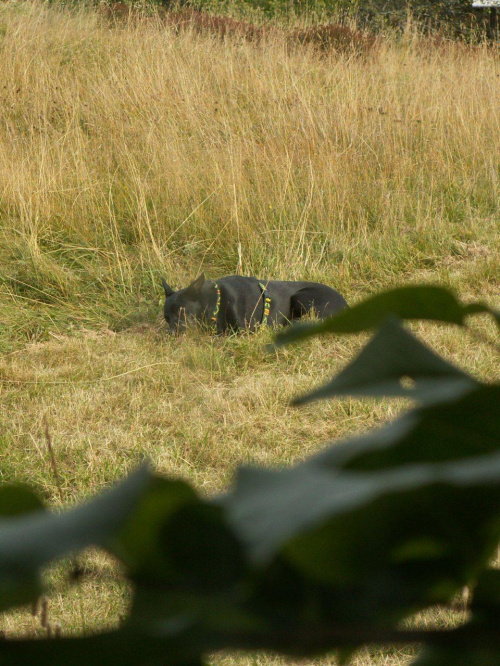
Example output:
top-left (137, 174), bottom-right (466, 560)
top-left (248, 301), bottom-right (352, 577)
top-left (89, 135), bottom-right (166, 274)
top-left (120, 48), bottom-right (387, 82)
top-left (209, 282), bottom-right (221, 327)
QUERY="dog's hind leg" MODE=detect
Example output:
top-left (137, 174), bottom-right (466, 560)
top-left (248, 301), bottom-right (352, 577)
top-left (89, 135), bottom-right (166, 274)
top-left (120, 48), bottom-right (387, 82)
top-left (290, 286), bottom-right (347, 320)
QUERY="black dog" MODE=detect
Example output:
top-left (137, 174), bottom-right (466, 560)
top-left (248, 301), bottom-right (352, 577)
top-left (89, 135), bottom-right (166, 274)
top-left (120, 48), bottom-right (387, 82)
top-left (161, 274), bottom-right (347, 334)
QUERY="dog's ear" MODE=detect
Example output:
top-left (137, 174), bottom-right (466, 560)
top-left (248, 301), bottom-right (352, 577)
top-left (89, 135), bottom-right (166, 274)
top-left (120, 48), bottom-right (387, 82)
top-left (161, 278), bottom-right (175, 298)
top-left (186, 273), bottom-right (205, 296)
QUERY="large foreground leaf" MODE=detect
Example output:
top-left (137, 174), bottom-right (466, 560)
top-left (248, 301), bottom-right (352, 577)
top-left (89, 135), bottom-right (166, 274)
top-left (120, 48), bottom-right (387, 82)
top-left (0, 466), bottom-right (152, 611)
top-left (224, 454), bottom-right (500, 637)
top-left (111, 476), bottom-right (199, 579)
top-left (292, 318), bottom-right (478, 405)
top-left (275, 285), bottom-right (498, 346)
top-left (308, 385), bottom-right (500, 471)
top-left (0, 286), bottom-right (497, 663)
top-left (226, 386), bottom-right (500, 624)
top-left (410, 570), bottom-right (500, 664)
top-left (227, 450), bottom-right (500, 569)
top-left (125, 499), bottom-right (249, 634)
top-left (0, 485), bottom-right (46, 610)
top-left (0, 630), bottom-right (205, 666)
top-left (413, 645), bottom-right (500, 666)
top-left (0, 485), bottom-right (45, 518)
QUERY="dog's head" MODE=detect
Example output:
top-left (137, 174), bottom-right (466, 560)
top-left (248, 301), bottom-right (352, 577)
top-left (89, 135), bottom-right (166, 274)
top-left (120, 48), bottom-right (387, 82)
top-left (162, 274), bottom-right (208, 334)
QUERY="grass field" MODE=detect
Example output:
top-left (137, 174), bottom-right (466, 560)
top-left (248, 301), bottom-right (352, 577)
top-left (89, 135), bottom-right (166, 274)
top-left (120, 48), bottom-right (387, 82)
top-left (0, 2), bottom-right (499, 663)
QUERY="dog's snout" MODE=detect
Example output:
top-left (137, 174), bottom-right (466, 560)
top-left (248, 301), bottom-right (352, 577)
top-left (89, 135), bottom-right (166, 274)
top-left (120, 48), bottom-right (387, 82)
top-left (165, 307), bottom-right (190, 335)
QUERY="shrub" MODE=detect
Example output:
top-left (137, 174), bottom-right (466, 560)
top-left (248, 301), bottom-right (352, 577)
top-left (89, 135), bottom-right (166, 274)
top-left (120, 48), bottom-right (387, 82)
top-left (289, 22), bottom-right (376, 54)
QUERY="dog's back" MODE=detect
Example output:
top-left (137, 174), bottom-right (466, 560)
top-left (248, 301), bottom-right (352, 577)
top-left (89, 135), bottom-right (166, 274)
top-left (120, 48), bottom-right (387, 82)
top-left (264, 279), bottom-right (347, 321)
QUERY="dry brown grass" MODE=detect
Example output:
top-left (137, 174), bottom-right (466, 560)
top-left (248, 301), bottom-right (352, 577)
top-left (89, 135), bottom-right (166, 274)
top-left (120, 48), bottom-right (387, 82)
top-left (0, 2), bottom-right (499, 663)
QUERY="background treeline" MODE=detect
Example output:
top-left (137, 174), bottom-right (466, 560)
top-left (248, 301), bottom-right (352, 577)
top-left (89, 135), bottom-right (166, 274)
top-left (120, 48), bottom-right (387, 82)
top-left (157, 0), bottom-right (491, 35)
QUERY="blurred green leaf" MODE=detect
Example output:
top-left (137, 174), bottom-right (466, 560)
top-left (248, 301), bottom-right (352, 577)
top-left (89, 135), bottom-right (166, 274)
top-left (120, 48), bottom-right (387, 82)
top-left (228, 450), bottom-right (499, 569)
top-left (413, 645), bottom-right (500, 666)
top-left (0, 466), bottom-right (152, 612)
top-left (409, 571), bottom-right (500, 664)
top-left (0, 484), bottom-right (45, 518)
top-left (111, 475), bottom-right (248, 590)
top-left (274, 286), bottom-right (498, 347)
top-left (309, 385), bottom-right (500, 470)
top-left (225, 384), bottom-right (500, 629)
top-left (227, 449), bottom-right (500, 627)
top-left (0, 630), bottom-right (205, 666)
top-left (126, 500), bottom-right (250, 634)
top-left (111, 476), bottom-right (198, 579)
top-left (292, 318), bottom-right (478, 405)
top-left (472, 569), bottom-right (500, 619)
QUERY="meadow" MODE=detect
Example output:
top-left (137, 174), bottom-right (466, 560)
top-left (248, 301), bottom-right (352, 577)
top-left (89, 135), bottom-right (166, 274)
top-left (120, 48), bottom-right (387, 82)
top-left (0, 2), bottom-right (499, 664)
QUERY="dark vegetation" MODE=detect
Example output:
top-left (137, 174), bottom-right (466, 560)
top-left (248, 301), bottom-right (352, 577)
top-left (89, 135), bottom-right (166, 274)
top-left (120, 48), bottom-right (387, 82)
top-left (101, 0), bottom-right (496, 61)
top-left (131, 0), bottom-right (495, 37)
top-left (102, 3), bottom-right (376, 54)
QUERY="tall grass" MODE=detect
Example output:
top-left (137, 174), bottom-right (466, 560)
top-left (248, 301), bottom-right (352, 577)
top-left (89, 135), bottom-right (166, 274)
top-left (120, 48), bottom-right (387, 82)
top-left (0, 2), bottom-right (498, 350)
